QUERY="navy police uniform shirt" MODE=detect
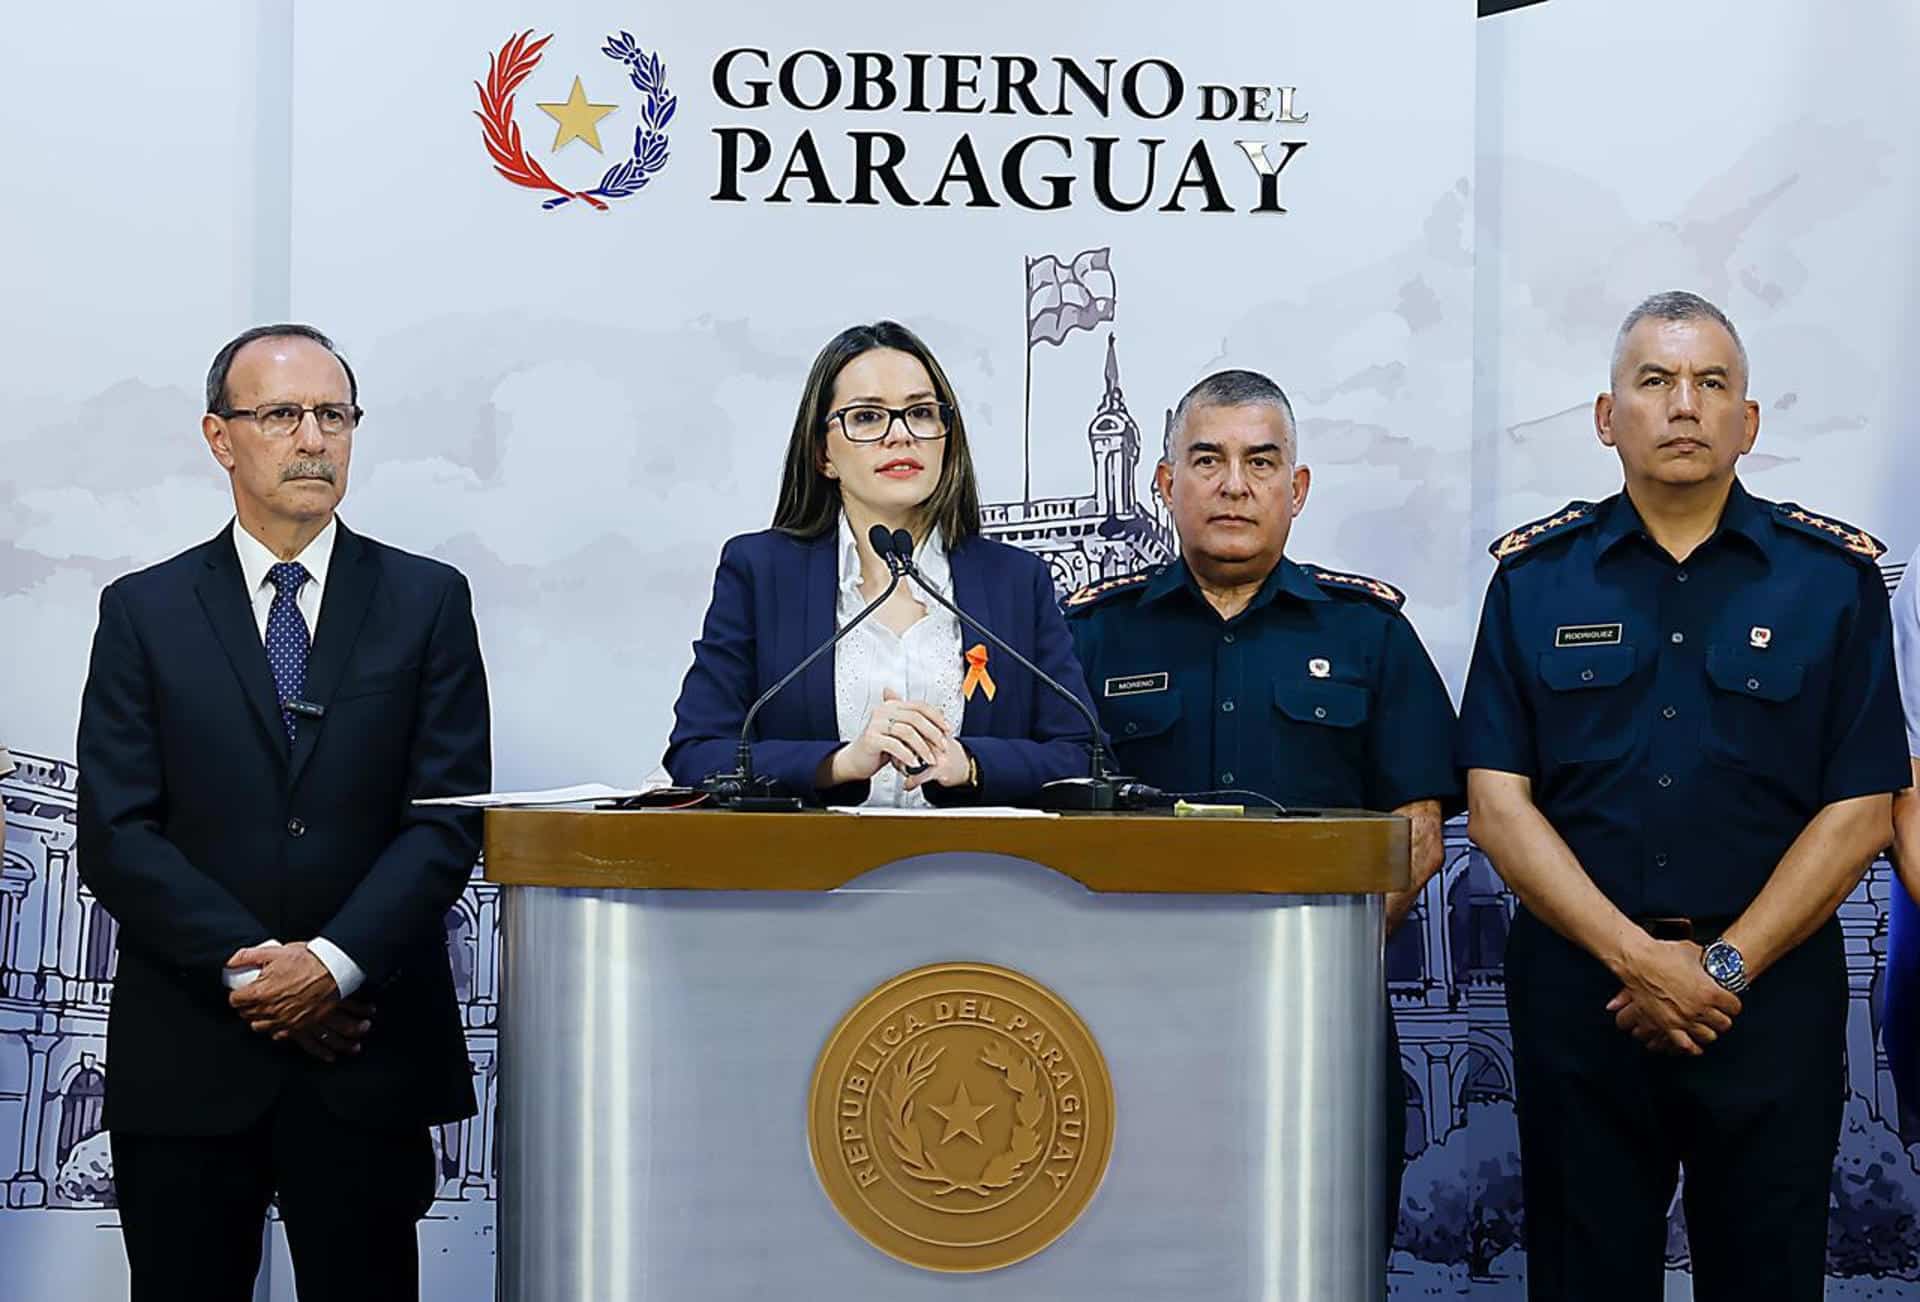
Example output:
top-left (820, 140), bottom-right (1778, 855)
top-left (1064, 555), bottom-right (1461, 813)
top-left (1459, 479), bottom-right (1908, 920)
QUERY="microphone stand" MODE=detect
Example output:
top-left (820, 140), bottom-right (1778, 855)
top-left (886, 531), bottom-right (1126, 811)
top-left (698, 526), bottom-right (905, 811)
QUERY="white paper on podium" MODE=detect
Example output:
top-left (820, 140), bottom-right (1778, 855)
top-left (826, 805), bottom-right (1058, 818)
top-left (413, 782), bottom-right (657, 808)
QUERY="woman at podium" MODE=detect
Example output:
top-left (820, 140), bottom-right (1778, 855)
top-left (665, 320), bottom-right (1097, 807)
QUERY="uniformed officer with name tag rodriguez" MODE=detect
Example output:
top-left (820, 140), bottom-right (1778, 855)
top-left (1460, 291), bottom-right (1907, 1301)
top-left (1064, 368), bottom-right (1461, 1250)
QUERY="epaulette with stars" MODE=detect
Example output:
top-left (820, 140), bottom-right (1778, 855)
top-left (1307, 565), bottom-right (1406, 610)
top-left (1489, 501), bottom-right (1598, 564)
top-left (1063, 568), bottom-right (1155, 613)
top-left (1772, 501), bottom-right (1887, 564)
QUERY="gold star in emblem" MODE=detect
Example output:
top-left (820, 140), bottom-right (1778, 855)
top-left (928, 1080), bottom-right (995, 1145)
top-left (536, 76), bottom-right (618, 153)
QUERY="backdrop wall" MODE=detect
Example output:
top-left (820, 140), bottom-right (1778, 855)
top-left (0, 2), bottom-right (1914, 1297)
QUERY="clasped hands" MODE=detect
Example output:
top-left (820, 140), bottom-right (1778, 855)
top-left (1606, 936), bottom-right (1742, 1057)
top-left (826, 688), bottom-right (970, 791)
top-left (226, 940), bottom-right (373, 1065)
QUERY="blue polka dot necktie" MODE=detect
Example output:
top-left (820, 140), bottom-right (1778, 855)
top-left (265, 562), bottom-right (311, 742)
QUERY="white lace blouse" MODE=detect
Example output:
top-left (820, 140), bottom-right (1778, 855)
top-left (832, 516), bottom-right (966, 808)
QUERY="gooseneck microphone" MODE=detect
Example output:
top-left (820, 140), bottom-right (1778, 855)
top-left (698, 524), bottom-right (906, 810)
top-left (883, 528), bottom-right (1127, 811)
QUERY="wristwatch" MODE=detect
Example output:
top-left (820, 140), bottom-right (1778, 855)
top-left (1701, 939), bottom-right (1750, 993)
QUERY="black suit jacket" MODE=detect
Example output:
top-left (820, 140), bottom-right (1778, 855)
top-left (76, 521), bottom-right (490, 1136)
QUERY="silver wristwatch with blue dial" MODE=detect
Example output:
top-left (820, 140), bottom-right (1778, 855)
top-left (1701, 939), bottom-right (1750, 993)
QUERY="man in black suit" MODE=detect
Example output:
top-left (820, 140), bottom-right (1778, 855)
top-left (77, 324), bottom-right (490, 1302)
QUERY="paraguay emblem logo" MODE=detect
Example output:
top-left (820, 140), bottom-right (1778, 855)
top-left (808, 962), bottom-right (1115, 1272)
top-left (474, 29), bottom-right (675, 211)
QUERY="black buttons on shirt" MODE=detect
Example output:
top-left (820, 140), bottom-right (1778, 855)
top-left (1223, 633), bottom-right (1236, 644)
top-left (1220, 771), bottom-right (1235, 785)
top-left (1670, 632), bottom-right (1685, 645)
top-left (1222, 700), bottom-right (1236, 713)
top-left (1662, 706), bottom-right (1677, 719)
top-left (1675, 571), bottom-right (1689, 583)
top-left (287, 818), bottom-right (306, 837)
top-left (1657, 775), bottom-right (1673, 789)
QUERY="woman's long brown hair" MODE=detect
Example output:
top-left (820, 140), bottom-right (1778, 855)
top-left (771, 321), bottom-right (983, 545)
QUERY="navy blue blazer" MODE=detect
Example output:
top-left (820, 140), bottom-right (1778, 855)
top-left (76, 522), bottom-right (489, 1135)
top-left (664, 528), bottom-right (1097, 804)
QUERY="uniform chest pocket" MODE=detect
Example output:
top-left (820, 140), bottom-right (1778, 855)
top-left (1273, 680), bottom-right (1369, 728)
top-left (1704, 649), bottom-right (1804, 704)
top-left (1538, 644), bottom-right (1635, 692)
top-left (1269, 679), bottom-right (1370, 804)
top-left (1534, 645), bottom-right (1637, 765)
top-left (1105, 688), bottom-right (1182, 745)
top-left (1702, 648), bottom-right (1812, 790)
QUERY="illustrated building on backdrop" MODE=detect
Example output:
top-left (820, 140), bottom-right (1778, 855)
top-left (983, 333), bottom-right (1178, 593)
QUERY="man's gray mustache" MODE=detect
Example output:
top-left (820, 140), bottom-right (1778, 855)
top-left (282, 460), bottom-right (337, 483)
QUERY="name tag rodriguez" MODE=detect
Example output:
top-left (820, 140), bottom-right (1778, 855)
top-left (1554, 623), bottom-right (1623, 648)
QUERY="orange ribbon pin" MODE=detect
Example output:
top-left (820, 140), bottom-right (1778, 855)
top-left (962, 643), bottom-right (996, 702)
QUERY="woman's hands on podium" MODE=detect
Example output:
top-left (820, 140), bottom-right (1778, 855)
top-left (821, 688), bottom-right (972, 791)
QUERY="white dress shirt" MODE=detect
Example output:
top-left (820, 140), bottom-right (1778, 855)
top-left (1894, 543), bottom-right (1920, 761)
top-left (223, 518), bottom-right (365, 998)
top-left (833, 517), bottom-right (966, 808)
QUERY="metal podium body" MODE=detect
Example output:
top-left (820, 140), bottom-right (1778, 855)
top-left (486, 809), bottom-right (1406, 1302)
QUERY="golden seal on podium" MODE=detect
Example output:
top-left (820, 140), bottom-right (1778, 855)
top-left (807, 961), bottom-right (1115, 1273)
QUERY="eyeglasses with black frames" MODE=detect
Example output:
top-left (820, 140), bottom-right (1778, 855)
top-left (217, 403), bottom-right (363, 439)
top-left (827, 402), bottom-right (953, 443)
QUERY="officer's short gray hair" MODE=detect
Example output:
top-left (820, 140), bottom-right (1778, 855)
top-left (1163, 369), bottom-right (1297, 463)
top-left (1610, 291), bottom-right (1749, 389)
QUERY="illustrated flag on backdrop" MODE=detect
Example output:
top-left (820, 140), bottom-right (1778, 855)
top-left (1026, 248), bottom-right (1117, 347)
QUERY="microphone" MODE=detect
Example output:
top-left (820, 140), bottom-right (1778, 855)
top-left (698, 524), bottom-right (906, 811)
top-left (885, 528), bottom-right (1128, 811)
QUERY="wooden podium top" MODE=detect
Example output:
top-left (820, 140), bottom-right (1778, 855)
top-left (483, 807), bottom-right (1409, 894)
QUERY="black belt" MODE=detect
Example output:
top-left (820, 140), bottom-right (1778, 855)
top-left (1634, 915), bottom-right (1736, 944)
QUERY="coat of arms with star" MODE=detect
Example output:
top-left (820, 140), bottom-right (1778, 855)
top-left (475, 29), bottom-right (675, 211)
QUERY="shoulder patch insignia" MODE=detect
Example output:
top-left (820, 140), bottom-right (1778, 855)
top-left (1489, 501), bottom-right (1598, 563)
top-left (1773, 502), bottom-right (1887, 563)
top-left (1064, 569), bottom-right (1153, 612)
top-left (1308, 566), bottom-right (1406, 610)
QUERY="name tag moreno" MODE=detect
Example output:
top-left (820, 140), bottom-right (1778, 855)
top-left (709, 50), bottom-right (1311, 214)
top-left (1554, 623), bottom-right (1624, 647)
